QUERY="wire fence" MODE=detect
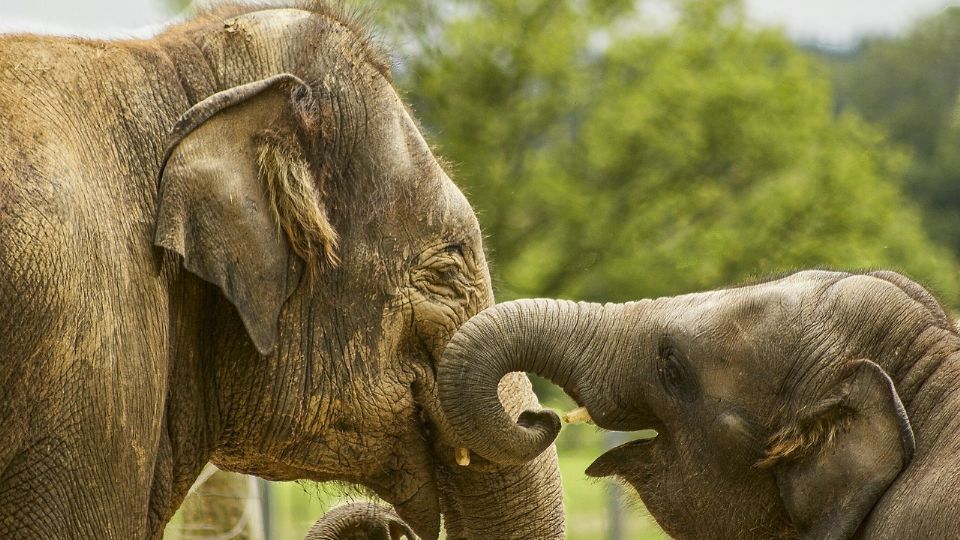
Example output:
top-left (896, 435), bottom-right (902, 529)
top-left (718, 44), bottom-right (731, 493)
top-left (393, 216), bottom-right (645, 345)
top-left (165, 462), bottom-right (631, 540)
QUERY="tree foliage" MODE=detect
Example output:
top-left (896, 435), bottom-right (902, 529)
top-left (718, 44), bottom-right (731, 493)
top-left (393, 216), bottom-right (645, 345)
top-left (391, 0), bottom-right (960, 303)
top-left (818, 7), bottom-right (960, 262)
top-left (165, 0), bottom-right (192, 14)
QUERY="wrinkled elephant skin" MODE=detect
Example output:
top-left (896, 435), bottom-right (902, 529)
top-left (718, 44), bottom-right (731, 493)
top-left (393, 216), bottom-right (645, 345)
top-left (0, 4), bottom-right (563, 539)
top-left (441, 270), bottom-right (960, 539)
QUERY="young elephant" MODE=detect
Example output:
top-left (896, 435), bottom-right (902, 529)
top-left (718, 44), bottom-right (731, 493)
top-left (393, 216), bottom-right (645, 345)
top-left (439, 270), bottom-right (959, 539)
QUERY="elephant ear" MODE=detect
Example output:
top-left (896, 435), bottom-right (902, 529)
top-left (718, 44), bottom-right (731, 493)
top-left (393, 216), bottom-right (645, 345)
top-left (761, 359), bottom-right (914, 540)
top-left (155, 74), bottom-right (338, 355)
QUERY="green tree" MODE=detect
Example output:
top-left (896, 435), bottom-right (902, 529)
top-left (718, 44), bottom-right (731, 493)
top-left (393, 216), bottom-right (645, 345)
top-left (165, 0), bottom-right (191, 13)
top-left (817, 7), bottom-right (960, 260)
top-left (398, 0), bottom-right (959, 304)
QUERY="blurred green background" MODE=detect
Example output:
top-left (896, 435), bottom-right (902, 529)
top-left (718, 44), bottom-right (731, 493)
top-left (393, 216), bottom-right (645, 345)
top-left (160, 0), bottom-right (960, 538)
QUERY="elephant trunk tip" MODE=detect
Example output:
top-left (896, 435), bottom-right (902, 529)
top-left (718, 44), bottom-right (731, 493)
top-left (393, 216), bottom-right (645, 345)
top-left (438, 298), bottom-right (615, 465)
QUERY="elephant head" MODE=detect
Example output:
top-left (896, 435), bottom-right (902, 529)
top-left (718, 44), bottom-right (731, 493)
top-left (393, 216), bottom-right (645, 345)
top-left (437, 270), bottom-right (954, 539)
top-left (152, 6), bottom-right (562, 539)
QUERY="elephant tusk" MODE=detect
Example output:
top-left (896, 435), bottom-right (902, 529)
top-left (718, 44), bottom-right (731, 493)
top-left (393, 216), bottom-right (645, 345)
top-left (455, 447), bottom-right (471, 466)
top-left (563, 406), bottom-right (593, 425)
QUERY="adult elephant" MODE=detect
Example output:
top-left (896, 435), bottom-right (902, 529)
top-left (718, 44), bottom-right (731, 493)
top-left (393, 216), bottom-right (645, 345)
top-left (440, 270), bottom-right (959, 539)
top-left (0, 3), bottom-right (563, 539)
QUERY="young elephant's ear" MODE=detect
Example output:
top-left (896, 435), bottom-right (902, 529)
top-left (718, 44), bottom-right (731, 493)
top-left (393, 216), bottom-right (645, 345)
top-left (761, 359), bottom-right (914, 540)
top-left (155, 74), bottom-right (337, 355)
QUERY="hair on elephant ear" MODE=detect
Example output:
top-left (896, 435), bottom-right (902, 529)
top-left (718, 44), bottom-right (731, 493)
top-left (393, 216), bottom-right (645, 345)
top-left (155, 73), bottom-right (338, 355)
top-left (757, 359), bottom-right (914, 540)
top-left (255, 127), bottom-right (339, 275)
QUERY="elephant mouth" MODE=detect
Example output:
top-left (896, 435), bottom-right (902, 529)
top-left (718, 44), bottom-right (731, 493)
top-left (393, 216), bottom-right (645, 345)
top-left (562, 400), bottom-right (662, 478)
top-left (585, 430), bottom-right (659, 479)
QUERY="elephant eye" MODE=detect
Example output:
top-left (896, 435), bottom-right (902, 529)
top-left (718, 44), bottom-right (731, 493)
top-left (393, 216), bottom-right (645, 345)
top-left (431, 242), bottom-right (466, 281)
top-left (443, 242), bottom-right (464, 256)
top-left (411, 242), bottom-right (469, 295)
top-left (657, 342), bottom-right (698, 402)
top-left (433, 262), bottom-right (460, 282)
top-left (663, 354), bottom-right (684, 386)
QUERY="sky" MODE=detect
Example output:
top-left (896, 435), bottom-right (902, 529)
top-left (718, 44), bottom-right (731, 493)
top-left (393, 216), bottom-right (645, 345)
top-left (0, 0), bottom-right (171, 37)
top-left (744, 0), bottom-right (960, 46)
top-left (0, 0), bottom-right (958, 46)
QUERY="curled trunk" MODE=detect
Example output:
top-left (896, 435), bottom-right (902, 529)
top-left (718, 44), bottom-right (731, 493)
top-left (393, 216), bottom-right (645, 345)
top-left (305, 502), bottom-right (414, 540)
top-left (438, 299), bottom-right (642, 465)
top-left (439, 372), bottom-right (566, 539)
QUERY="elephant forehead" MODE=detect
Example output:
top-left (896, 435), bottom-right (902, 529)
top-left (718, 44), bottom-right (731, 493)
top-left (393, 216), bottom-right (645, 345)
top-left (438, 176), bottom-right (480, 233)
top-left (226, 7), bottom-right (390, 77)
top-left (378, 87), bottom-right (481, 235)
top-left (665, 275), bottom-right (841, 397)
top-left (364, 90), bottom-right (436, 187)
top-left (369, 93), bottom-right (418, 173)
top-left (671, 289), bottom-right (787, 329)
top-left (673, 271), bottom-right (837, 323)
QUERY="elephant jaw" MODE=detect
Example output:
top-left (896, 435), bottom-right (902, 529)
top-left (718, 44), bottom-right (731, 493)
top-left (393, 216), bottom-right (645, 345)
top-left (584, 432), bottom-right (659, 479)
top-left (563, 402), bottom-right (660, 480)
top-left (381, 369), bottom-right (471, 540)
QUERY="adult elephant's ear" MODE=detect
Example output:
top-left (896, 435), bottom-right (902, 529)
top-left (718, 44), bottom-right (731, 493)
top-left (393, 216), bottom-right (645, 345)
top-left (155, 74), bottom-right (338, 355)
top-left (759, 359), bottom-right (914, 540)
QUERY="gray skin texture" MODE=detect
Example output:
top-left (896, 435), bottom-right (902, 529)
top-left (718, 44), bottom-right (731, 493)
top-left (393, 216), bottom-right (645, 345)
top-left (438, 270), bottom-right (960, 539)
top-left (305, 502), bottom-right (414, 540)
top-left (0, 3), bottom-right (564, 539)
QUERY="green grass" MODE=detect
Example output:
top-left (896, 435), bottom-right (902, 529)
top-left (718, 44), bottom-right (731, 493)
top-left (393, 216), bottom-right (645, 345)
top-left (265, 481), bottom-right (337, 538)
top-left (166, 414), bottom-right (669, 539)
top-left (555, 429), bottom-right (666, 540)
top-left (252, 426), bottom-right (668, 539)
top-left (558, 448), bottom-right (665, 539)
top-left (253, 455), bottom-right (667, 539)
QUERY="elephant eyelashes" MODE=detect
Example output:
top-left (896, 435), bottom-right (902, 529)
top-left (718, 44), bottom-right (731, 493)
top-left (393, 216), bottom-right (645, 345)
top-left (443, 242), bottom-right (464, 256)
top-left (409, 242), bottom-right (471, 301)
top-left (660, 353), bottom-right (685, 390)
top-left (657, 342), bottom-right (698, 402)
top-left (428, 244), bottom-right (466, 280)
top-left (429, 259), bottom-right (461, 283)
top-left (437, 267), bottom-right (460, 282)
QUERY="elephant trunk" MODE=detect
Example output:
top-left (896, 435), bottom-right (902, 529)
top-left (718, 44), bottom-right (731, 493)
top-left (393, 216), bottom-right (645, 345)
top-left (438, 299), bottom-right (647, 465)
top-left (305, 502), bottom-right (413, 540)
top-left (439, 399), bottom-right (566, 539)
